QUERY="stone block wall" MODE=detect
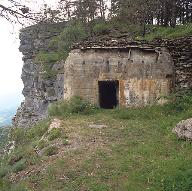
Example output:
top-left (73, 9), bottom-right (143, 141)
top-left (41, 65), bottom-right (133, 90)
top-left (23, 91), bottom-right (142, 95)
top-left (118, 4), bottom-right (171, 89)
top-left (64, 47), bottom-right (174, 107)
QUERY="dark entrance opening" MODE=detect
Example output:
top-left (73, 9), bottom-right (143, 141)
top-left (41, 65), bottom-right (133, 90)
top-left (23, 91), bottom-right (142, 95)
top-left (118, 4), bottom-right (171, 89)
top-left (98, 80), bottom-right (119, 109)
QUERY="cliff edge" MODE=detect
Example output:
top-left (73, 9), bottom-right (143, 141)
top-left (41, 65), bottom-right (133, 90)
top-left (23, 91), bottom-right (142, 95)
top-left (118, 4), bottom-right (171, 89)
top-left (13, 23), bottom-right (66, 127)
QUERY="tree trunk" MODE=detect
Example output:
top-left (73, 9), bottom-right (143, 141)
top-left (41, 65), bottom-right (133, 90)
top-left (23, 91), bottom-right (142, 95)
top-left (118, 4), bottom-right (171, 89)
top-left (170, 0), bottom-right (176, 27)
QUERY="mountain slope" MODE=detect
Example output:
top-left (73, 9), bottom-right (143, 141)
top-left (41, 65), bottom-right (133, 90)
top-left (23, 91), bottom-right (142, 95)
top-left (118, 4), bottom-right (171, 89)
top-left (0, 107), bottom-right (17, 127)
top-left (1, 102), bottom-right (192, 191)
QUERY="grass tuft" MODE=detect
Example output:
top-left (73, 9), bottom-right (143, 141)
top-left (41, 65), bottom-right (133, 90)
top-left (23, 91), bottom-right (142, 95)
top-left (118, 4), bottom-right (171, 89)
top-left (12, 159), bottom-right (27, 173)
top-left (44, 145), bottom-right (58, 156)
top-left (47, 128), bottom-right (62, 141)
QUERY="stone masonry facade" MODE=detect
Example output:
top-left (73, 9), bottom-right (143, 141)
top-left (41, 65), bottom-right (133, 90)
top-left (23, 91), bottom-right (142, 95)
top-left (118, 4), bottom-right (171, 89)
top-left (64, 46), bottom-right (174, 107)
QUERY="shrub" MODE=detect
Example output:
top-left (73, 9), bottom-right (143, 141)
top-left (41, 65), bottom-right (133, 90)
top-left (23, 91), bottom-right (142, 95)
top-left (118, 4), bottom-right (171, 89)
top-left (164, 91), bottom-right (192, 113)
top-left (8, 150), bottom-right (23, 166)
top-left (69, 96), bottom-right (94, 114)
top-left (0, 165), bottom-right (10, 178)
top-left (37, 140), bottom-right (47, 150)
top-left (62, 138), bottom-right (69, 146)
top-left (12, 159), bottom-right (27, 173)
top-left (35, 52), bottom-right (62, 64)
top-left (58, 22), bottom-right (87, 52)
top-left (48, 96), bottom-right (97, 117)
top-left (48, 101), bottom-right (68, 117)
top-left (8, 145), bottom-right (39, 168)
top-left (26, 120), bottom-right (49, 141)
top-left (35, 51), bottom-right (62, 79)
top-left (93, 19), bottom-right (143, 37)
top-left (44, 146), bottom-right (58, 156)
top-left (47, 128), bottom-right (62, 141)
top-left (93, 22), bottom-right (110, 35)
top-left (10, 120), bottom-right (49, 145)
top-left (47, 22), bottom-right (87, 64)
top-left (10, 127), bottom-right (26, 145)
top-left (0, 127), bottom-right (9, 150)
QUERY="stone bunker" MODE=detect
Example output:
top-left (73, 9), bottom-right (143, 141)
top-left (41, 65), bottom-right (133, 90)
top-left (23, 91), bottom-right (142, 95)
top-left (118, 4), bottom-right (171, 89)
top-left (13, 22), bottom-right (191, 126)
top-left (64, 45), bottom-right (174, 108)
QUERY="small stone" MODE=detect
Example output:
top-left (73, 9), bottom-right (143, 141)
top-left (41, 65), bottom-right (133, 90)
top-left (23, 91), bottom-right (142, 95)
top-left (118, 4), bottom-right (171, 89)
top-left (172, 118), bottom-right (192, 140)
top-left (89, 124), bottom-right (107, 129)
top-left (48, 118), bottom-right (62, 132)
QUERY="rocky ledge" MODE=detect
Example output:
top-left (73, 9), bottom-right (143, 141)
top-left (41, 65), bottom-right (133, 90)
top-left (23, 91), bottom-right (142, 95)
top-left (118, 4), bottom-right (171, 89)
top-left (13, 23), bottom-right (66, 127)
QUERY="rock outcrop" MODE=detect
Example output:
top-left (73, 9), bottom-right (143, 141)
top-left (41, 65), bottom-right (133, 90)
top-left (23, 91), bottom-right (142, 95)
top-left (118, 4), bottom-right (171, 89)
top-left (173, 118), bottom-right (192, 140)
top-left (13, 23), bottom-right (65, 127)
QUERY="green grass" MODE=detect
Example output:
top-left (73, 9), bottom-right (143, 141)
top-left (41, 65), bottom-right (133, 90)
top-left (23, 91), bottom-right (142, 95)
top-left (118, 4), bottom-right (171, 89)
top-left (47, 128), bottom-right (62, 141)
top-left (139, 23), bottom-right (192, 41)
top-left (12, 159), bottom-right (27, 173)
top-left (35, 52), bottom-right (62, 64)
top-left (10, 120), bottom-right (50, 145)
top-left (44, 145), bottom-right (58, 156)
top-left (0, 127), bottom-right (10, 150)
top-left (48, 96), bottom-right (97, 117)
top-left (92, 19), bottom-right (143, 36)
top-left (1, 97), bottom-right (192, 190)
top-left (31, 106), bottom-right (192, 191)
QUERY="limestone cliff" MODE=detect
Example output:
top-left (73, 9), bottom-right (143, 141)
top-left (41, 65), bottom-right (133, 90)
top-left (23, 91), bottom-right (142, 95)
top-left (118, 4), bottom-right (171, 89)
top-left (13, 23), bottom-right (66, 127)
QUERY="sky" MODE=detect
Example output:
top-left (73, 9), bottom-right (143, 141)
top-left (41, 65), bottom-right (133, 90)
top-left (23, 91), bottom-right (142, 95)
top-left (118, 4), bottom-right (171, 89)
top-left (0, 20), bottom-right (23, 97)
top-left (0, 0), bottom-right (58, 110)
top-left (0, 19), bottom-right (24, 111)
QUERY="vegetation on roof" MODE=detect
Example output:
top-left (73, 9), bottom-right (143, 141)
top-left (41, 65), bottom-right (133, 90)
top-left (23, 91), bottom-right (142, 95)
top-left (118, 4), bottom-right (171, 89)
top-left (139, 23), bottom-right (192, 41)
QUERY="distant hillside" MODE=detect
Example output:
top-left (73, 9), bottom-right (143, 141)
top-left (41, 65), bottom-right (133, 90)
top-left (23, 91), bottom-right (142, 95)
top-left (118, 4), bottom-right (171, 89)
top-left (0, 93), bottom-right (23, 127)
top-left (0, 107), bottom-right (17, 127)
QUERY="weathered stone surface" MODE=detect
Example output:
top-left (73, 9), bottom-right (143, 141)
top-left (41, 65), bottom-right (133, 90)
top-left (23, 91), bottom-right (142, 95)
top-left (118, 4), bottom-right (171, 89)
top-left (173, 118), bottom-right (192, 140)
top-left (159, 37), bottom-right (192, 91)
top-left (13, 23), bottom-right (66, 127)
top-left (64, 47), bottom-right (174, 107)
top-left (89, 124), bottom-right (107, 129)
top-left (73, 36), bottom-right (192, 91)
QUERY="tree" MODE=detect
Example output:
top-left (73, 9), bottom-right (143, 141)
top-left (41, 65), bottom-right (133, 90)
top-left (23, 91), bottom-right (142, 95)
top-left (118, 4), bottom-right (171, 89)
top-left (1, 0), bottom-right (191, 28)
top-left (0, 0), bottom-right (34, 23)
top-left (109, 0), bottom-right (192, 28)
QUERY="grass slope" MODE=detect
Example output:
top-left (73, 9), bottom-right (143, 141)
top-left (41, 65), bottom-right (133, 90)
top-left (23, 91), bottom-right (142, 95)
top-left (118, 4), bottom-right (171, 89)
top-left (140, 23), bottom-right (192, 41)
top-left (1, 101), bottom-right (192, 191)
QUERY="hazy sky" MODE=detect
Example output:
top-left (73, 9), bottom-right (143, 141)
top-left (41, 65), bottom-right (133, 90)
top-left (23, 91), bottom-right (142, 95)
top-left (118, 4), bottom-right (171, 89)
top-left (0, 0), bottom-right (58, 105)
top-left (0, 20), bottom-right (23, 96)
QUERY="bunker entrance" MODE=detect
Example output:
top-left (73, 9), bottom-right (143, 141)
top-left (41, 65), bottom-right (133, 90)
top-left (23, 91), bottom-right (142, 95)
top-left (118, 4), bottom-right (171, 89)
top-left (98, 80), bottom-right (119, 109)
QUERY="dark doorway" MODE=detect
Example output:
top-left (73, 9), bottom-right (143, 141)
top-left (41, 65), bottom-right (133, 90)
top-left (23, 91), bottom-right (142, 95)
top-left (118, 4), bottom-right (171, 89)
top-left (98, 80), bottom-right (119, 109)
